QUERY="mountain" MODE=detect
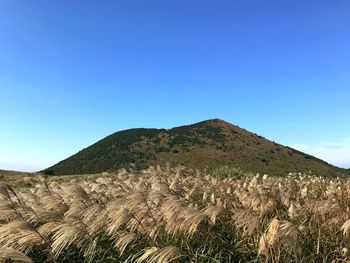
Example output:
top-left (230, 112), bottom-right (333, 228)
top-left (0, 169), bottom-right (32, 178)
top-left (44, 119), bottom-right (347, 176)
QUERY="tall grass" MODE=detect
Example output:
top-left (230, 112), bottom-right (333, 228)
top-left (0, 167), bottom-right (350, 262)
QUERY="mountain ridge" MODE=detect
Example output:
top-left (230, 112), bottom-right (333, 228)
top-left (44, 119), bottom-right (347, 176)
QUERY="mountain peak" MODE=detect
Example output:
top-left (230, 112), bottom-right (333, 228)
top-left (197, 118), bottom-right (232, 126)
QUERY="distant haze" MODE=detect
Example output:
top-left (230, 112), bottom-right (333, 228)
top-left (0, 161), bottom-right (39, 173)
top-left (292, 138), bottom-right (350, 169)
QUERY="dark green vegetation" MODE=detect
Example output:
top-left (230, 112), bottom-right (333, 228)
top-left (44, 119), bottom-right (347, 176)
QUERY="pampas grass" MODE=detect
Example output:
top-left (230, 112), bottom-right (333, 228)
top-left (0, 246), bottom-right (33, 262)
top-left (1, 166), bottom-right (350, 262)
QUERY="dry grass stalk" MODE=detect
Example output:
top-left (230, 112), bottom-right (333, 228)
top-left (0, 246), bottom-right (33, 262)
top-left (114, 231), bottom-right (138, 254)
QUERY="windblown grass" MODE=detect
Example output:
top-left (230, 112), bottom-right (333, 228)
top-left (1, 167), bottom-right (350, 262)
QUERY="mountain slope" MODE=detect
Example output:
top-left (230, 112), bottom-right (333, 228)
top-left (0, 169), bottom-right (31, 175)
top-left (44, 119), bottom-right (347, 176)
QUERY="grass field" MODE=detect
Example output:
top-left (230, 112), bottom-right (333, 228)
top-left (1, 166), bottom-right (350, 262)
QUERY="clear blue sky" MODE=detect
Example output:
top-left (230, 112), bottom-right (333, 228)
top-left (1, 0), bottom-right (349, 171)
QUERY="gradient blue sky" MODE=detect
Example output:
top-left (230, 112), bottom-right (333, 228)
top-left (1, 0), bottom-right (349, 171)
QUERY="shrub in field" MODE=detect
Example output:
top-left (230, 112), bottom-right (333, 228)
top-left (210, 166), bottom-right (245, 179)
